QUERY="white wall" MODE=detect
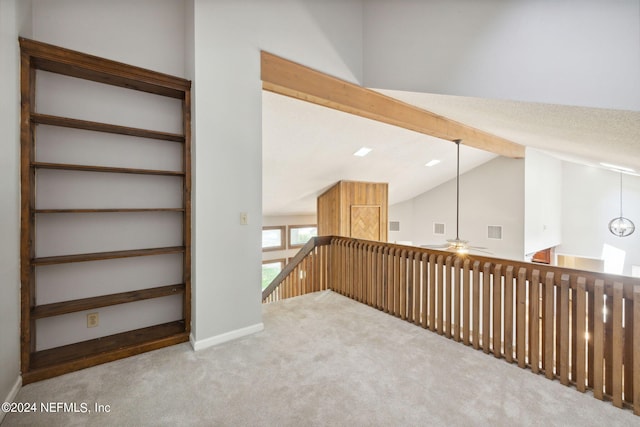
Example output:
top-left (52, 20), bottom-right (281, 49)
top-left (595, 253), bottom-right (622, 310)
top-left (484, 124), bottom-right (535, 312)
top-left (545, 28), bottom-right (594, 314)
top-left (191, 0), bottom-right (364, 346)
top-left (402, 157), bottom-right (525, 261)
top-left (363, 0), bottom-right (640, 111)
top-left (558, 162), bottom-right (640, 276)
top-left (0, 0), bottom-right (31, 412)
top-left (524, 148), bottom-right (562, 255)
top-left (32, 0), bottom-right (186, 77)
top-left (388, 199), bottom-right (415, 244)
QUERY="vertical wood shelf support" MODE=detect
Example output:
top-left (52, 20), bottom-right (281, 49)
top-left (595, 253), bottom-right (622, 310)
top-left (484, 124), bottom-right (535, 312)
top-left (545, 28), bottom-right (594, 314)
top-left (19, 38), bottom-right (192, 384)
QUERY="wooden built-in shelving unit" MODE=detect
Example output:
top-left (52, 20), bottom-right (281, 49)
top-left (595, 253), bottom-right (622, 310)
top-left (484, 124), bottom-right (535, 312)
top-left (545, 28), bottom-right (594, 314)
top-left (20, 38), bottom-right (192, 384)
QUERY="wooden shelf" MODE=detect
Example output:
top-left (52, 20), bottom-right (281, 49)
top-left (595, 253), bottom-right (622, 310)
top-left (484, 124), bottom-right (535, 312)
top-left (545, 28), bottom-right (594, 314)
top-left (26, 321), bottom-right (188, 383)
top-left (33, 246), bottom-right (185, 266)
top-left (32, 284), bottom-right (186, 319)
top-left (35, 208), bottom-right (184, 214)
top-left (21, 37), bottom-right (190, 99)
top-left (20, 37), bottom-right (192, 385)
top-left (31, 113), bottom-right (185, 143)
top-left (33, 161), bottom-right (184, 176)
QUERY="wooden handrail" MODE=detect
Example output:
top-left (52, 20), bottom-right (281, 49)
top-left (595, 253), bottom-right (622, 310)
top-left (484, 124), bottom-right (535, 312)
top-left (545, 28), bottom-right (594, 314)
top-left (262, 235), bottom-right (640, 415)
top-left (261, 236), bottom-right (332, 301)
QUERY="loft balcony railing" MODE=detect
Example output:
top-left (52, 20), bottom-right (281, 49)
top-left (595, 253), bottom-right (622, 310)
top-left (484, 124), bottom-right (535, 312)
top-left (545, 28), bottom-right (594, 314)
top-left (262, 236), bottom-right (640, 416)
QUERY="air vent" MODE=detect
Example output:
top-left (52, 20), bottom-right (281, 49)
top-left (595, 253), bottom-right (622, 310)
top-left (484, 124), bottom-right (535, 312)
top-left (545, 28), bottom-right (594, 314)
top-left (488, 225), bottom-right (503, 240)
top-left (433, 223), bottom-right (445, 235)
top-left (389, 221), bottom-right (400, 232)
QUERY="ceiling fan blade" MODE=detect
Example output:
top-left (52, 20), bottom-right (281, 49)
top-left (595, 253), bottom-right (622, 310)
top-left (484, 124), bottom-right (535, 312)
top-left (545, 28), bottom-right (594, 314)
top-left (469, 247), bottom-right (493, 255)
top-left (421, 244), bottom-right (449, 249)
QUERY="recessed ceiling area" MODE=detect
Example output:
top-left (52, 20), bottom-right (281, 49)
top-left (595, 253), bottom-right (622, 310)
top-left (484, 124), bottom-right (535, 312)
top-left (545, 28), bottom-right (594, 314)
top-left (263, 88), bottom-right (640, 217)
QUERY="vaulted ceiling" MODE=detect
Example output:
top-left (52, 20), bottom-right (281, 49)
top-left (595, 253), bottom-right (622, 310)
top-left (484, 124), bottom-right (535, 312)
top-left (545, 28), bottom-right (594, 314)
top-left (263, 88), bottom-right (640, 216)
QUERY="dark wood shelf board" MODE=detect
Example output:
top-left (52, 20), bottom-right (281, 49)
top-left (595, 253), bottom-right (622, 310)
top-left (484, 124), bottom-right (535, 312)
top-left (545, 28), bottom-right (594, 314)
top-left (33, 246), bottom-right (185, 266)
top-left (35, 208), bottom-right (185, 214)
top-left (25, 321), bottom-right (188, 384)
top-left (32, 284), bottom-right (186, 319)
top-left (31, 113), bottom-right (185, 143)
top-left (33, 161), bottom-right (184, 177)
top-left (20, 38), bottom-right (190, 99)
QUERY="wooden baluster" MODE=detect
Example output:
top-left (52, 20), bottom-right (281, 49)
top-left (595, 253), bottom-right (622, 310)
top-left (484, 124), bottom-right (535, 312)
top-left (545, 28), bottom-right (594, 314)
top-left (493, 264), bottom-right (503, 358)
top-left (362, 243), bottom-right (367, 302)
top-left (404, 251), bottom-right (413, 322)
top-left (336, 241), bottom-right (341, 292)
top-left (397, 250), bottom-right (406, 319)
top-left (359, 243), bottom-right (366, 303)
top-left (344, 239), bottom-right (350, 296)
top-left (530, 270), bottom-right (540, 374)
top-left (429, 254), bottom-right (436, 332)
top-left (594, 279), bottom-right (605, 400)
top-left (588, 285), bottom-right (595, 388)
top-left (437, 255), bottom-right (444, 335)
top-left (606, 285), bottom-right (614, 396)
top-left (625, 291), bottom-right (634, 404)
top-left (482, 262), bottom-right (491, 354)
top-left (453, 257), bottom-right (462, 342)
top-left (576, 277), bottom-right (587, 392)
top-left (386, 247), bottom-right (394, 314)
top-left (382, 247), bottom-right (389, 312)
top-left (353, 242), bottom-right (359, 301)
top-left (613, 282), bottom-right (624, 408)
top-left (463, 259), bottom-right (471, 346)
top-left (516, 267), bottom-right (526, 368)
top-left (446, 256), bottom-right (453, 339)
top-left (415, 252), bottom-right (422, 326)
top-left (504, 266), bottom-right (514, 363)
top-left (421, 253), bottom-right (429, 328)
top-left (367, 244), bottom-right (373, 305)
top-left (544, 272), bottom-right (555, 380)
top-left (371, 245), bottom-right (377, 307)
top-left (472, 261), bottom-right (480, 350)
top-left (559, 274), bottom-right (570, 386)
top-left (634, 286), bottom-right (640, 415)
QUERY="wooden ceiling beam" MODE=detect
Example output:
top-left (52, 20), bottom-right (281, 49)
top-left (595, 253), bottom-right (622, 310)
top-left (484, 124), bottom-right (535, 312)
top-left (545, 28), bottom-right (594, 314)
top-left (261, 51), bottom-right (525, 159)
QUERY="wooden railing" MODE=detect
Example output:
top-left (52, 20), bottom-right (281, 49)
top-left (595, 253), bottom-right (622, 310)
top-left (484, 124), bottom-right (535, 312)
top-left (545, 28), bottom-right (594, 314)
top-left (262, 236), bottom-right (640, 415)
top-left (262, 236), bottom-right (332, 303)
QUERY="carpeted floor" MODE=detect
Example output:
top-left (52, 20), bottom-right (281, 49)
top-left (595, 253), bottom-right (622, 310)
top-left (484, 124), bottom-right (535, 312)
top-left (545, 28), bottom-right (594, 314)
top-left (3, 290), bottom-right (638, 426)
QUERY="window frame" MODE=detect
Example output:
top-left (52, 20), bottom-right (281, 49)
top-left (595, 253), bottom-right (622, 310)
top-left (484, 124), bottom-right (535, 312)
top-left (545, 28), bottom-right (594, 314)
top-left (262, 225), bottom-right (286, 251)
top-left (262, 258), bottom-right (286, 290)
top-left (288, 224), bottom-right (318, 249)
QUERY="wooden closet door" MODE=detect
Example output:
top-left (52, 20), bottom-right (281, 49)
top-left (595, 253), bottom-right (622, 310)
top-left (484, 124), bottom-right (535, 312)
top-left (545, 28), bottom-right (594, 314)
top-left (350, 205), bottom-right (380, 240)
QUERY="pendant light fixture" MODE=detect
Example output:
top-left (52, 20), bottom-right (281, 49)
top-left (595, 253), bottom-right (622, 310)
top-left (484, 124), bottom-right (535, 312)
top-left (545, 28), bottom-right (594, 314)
top-left (423, 139), bottom-right (488, 255)
top-left (608, 172), bottom-right (635, 237)
top-left (446, 139), bottom-right (470, 254)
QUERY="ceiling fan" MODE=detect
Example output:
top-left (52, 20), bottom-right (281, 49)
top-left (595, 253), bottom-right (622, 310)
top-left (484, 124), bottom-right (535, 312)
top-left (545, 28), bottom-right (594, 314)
top-left (422, 139), bottom-right (490, 255)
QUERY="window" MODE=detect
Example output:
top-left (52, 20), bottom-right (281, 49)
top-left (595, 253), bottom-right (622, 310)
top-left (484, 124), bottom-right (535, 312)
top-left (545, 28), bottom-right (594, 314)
top-left (262, 226), bottom-right (285, 251)
top-left (288, 224), bottom-right (317, 248)
top-left (262, 259), bottom-right (285, 290)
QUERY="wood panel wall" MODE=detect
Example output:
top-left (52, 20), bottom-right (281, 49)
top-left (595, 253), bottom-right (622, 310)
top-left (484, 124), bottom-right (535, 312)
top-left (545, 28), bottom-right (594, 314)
top-left (317, 181), bottom-right (388, 242)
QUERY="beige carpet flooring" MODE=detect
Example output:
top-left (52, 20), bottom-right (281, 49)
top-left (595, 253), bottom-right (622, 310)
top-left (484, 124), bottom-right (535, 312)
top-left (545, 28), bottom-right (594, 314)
top-left (3, 290), bottom-right (638, 426)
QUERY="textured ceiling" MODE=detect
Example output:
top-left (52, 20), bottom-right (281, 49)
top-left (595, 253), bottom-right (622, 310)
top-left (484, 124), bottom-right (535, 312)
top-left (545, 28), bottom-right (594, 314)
top-left (262, 89), bottom-right (640, 216)
top-left (379, 89), bottom-right (640, 171)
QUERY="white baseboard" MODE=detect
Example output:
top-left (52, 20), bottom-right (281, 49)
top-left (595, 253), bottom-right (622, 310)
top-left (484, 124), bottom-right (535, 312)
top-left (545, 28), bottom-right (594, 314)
top-left (190, 322), bottom-right (264, 351)
top-left (0, 376), bottom-right (22, 424)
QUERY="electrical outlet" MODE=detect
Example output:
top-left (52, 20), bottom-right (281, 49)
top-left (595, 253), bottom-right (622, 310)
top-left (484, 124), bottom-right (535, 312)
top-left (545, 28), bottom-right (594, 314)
top-left (87, 312), bottom-right (99, 328)
top-left (240, 212), bottom-right (248, 225)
